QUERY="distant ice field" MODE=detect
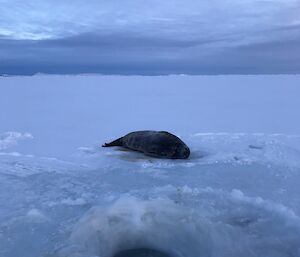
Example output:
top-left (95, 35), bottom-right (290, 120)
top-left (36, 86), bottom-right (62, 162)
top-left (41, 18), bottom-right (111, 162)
top-left (0, 75), bottom-right (300, 257)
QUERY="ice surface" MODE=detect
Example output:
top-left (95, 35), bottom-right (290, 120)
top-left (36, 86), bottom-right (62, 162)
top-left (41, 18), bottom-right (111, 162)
top-left (0, 75), bottom-right (300, 257)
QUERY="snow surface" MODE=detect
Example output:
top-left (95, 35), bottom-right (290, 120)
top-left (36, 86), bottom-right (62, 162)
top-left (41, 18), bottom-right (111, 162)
top-left (0, 75), bottom-right (300, 257)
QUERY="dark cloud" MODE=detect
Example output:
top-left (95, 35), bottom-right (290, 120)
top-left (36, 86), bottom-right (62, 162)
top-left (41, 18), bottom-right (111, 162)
top-left (0, 0), bottom-right (300, 75)
top-left (1, 32), bottom-right (300, 75)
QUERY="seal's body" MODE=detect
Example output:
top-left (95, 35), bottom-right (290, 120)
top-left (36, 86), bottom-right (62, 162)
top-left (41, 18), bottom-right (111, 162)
top-left (113, 248), bottom-right (171, 257)
top-left (102, 130), bottom-right (190, 159)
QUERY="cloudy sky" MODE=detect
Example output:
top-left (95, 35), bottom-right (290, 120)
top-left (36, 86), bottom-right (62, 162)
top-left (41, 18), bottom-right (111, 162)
top-left (0, 0), bottom-right (300, 75)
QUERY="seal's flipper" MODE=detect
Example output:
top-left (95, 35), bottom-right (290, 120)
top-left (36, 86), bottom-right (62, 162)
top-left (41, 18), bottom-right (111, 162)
top-left (102, 137), bottom-right (123, 147)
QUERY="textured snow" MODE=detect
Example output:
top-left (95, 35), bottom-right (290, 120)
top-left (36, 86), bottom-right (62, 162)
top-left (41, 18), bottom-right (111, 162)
top-left (0, 75), bottom-right (300, 257)
top-left (0, 132), bottom-right (33, 150)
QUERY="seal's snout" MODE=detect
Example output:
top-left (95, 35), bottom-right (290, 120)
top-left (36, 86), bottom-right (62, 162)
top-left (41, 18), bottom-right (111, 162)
top-left (174, 145), bottom-right (190, 159)
top-left (181, 146), bottom-right (190, 159)
top-left (184, 147), bottom-right (190, 159)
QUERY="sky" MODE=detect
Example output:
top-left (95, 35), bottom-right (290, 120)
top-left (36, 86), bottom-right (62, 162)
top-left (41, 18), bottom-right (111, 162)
top-left (0, 0), bottom-right (300, 75)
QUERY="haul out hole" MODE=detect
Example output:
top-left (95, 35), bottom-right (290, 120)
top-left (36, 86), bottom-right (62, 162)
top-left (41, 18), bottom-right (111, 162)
top-left (113, 248), bottom-right (172, 257)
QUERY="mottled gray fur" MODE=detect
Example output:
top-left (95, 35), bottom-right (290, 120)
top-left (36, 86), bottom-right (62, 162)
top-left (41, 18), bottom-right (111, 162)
top-left (102, 130), bottom-right (190, 159)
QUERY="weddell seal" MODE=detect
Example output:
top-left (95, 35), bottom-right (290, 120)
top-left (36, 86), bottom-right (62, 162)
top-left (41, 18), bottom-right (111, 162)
top-left (102, 130), bottom-right (190, 159)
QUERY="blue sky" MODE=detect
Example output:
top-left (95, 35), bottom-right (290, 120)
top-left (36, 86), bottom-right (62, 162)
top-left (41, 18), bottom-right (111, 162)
top-left (0, 0), bottom-right (300, 75)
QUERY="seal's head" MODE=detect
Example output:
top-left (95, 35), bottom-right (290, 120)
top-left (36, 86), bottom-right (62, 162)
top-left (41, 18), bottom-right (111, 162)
top-left (173, 144), bottom-right (190, 159)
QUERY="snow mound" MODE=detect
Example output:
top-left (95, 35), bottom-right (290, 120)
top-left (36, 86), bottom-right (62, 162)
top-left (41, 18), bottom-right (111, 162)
top-left (60, 186), bottom-right (300, 257)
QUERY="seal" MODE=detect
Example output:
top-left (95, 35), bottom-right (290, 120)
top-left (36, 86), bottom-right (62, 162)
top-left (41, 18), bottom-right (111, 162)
top-left (102, 130), bottom-right (190, 159)
top-left (113, 248), bottom-right (171, 257)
